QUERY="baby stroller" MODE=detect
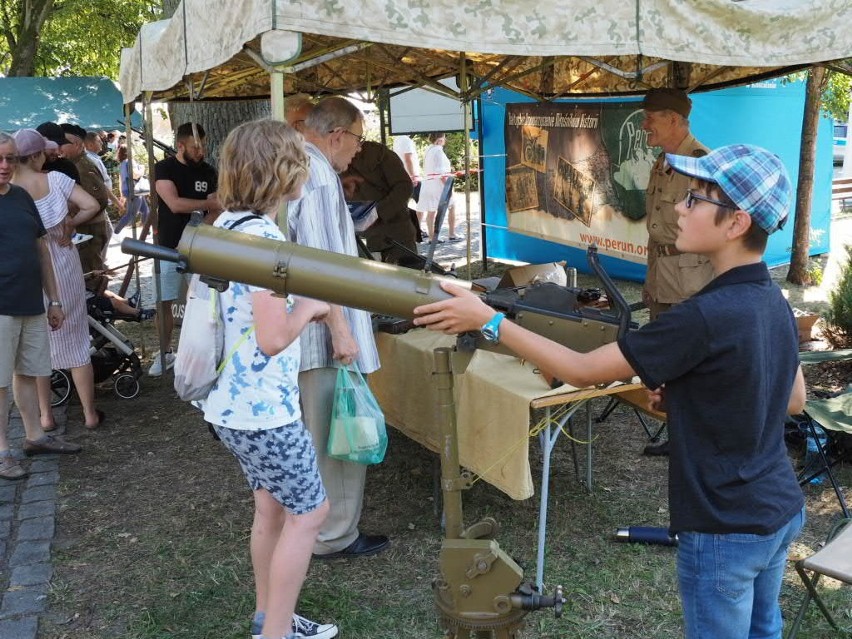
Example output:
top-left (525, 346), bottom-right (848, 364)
top-left (50, 293), bottom-right (144, 406)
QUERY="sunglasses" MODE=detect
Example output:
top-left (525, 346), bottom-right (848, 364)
top-left (685, 189), bottom-right (737, 210)
top-left (0, 155), bottom-right (19, 165)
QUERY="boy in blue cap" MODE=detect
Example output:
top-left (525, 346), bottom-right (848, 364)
top-left (413, 144), bottom-right (806, 638)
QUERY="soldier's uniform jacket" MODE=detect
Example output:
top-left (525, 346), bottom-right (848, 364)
top-left (644, 133), bottom-right (714, 304)
top-left (72, 153), bottom-right (111, 274)
top-left (73, 154), bottom-right (110, 212)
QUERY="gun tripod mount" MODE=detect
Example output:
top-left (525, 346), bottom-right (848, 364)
top-left (432, 347), bottom-right (565, 638)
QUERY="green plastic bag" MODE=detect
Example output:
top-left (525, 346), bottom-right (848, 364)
top-left (327, 365), bottom-right (388, 465)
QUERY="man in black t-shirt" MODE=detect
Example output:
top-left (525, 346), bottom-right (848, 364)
top-left (150, 122), bottom-right (221, 376)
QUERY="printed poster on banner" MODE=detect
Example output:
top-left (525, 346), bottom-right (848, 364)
top-left (505, 102), bottom-right (658, 263)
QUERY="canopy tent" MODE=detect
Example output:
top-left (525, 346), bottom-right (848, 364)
top-left (118, 0), bottom-right (852, 104)
top-left (0, 76), bottom-right (141, 131)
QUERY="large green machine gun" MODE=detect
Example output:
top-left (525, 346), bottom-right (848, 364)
top-left (122, 216), bottom-right (643, 637)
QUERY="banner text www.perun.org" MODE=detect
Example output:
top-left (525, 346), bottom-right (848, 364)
top-left (578, 233), bottom-right (648, 257)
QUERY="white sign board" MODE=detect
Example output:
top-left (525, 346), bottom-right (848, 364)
top-left (389, 78), bottom-right (470, 134)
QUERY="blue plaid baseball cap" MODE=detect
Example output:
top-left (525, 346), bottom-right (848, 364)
top-left (665, 144), bottom-right (792, 234)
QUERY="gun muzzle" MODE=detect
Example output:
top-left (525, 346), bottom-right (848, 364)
top-left (121, 238), bottom-right (182, 264)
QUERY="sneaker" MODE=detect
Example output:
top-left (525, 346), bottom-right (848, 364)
top-left (0, 456), bottom-right (26, 480)
top-left (127, 290), bottom-right (141, 309)
top-left (148, 351), bottom-right (176, 377)
top-left (250, 614), bottom-right (338, 639)
top-left (138, 308), bottom-right (156, 321)
top-left (292, 614), bottom-right (338, 639)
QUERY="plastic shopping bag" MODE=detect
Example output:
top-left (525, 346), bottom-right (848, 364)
top-left (173, 275), bottom-right (223, 401)
top-left (327, 365), bottom-right (388, 464)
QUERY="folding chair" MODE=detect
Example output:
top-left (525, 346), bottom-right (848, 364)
top-left (595, 387), bottom-right (667, 442)
top-left (796, 392), bottom-right (852, 519)
top-left (785, 517), bottom-right (852, 638)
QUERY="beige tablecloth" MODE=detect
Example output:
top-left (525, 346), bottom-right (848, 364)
top-left (369, 330), bottom-right (640, 500)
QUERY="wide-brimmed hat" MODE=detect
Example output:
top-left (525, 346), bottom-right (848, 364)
top-left (666, 144), bottom-right (792, 234)
top-left (14, 129), bottom-right (58, 157)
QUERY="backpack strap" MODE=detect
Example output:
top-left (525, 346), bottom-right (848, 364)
top-left (213, 213), bottom-right (263, 374)
top-left (210, 288), bottom-right (255, 375)
top-left (226, 214), bottom-right (263, 231)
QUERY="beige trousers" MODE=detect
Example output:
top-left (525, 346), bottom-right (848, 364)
top-left (299, 367), bottom-right (366, 554)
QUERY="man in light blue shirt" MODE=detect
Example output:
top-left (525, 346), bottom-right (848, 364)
top-left (287, 96), bottom-right (387, 559)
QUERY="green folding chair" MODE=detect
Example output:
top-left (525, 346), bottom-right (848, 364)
top-left (796, 392), bottom-right (852, 518)
top-left (797, 349), bottom-right (852, 519)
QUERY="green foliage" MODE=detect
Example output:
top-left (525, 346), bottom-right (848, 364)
top-left (807, 260), bottom-right (824, 287)
top-left (822, 245), bottom-right (852, 348)
top-left (822, 70), bottom-right (851, 123)
top-left (0, 0), bottom-right (158, 78)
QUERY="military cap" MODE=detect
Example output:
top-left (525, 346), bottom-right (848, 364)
top-left (642, 88), bottom-right (692, 118)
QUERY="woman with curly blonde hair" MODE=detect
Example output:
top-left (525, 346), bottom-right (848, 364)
top-left (199, 119), bottom-right (336, 639)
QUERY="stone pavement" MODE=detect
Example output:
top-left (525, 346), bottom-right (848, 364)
top-left (0, 406), bottom-right (67, 639)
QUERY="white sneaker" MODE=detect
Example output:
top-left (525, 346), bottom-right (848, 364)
top-left (250, 613), bottom-right (338, 639)
top-left (147, 351), bottom-right (175, 377)
top-left (292, 614), bottom-right (338, 639)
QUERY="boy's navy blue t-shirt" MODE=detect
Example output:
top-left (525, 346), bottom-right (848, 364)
top-left (618, 262), bottom-right (804, 535)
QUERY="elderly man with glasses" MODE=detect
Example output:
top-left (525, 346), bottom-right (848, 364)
top-left (640, 88), bottom-right (713, 456)
top-left (287, 96), bottom-right (390, 562)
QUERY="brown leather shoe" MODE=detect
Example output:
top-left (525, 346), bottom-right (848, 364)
top-left (24, 435), bottom-right (82, 456)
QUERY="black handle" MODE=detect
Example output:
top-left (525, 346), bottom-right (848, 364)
top-left (121, 238), bottom-right (181, 263)
top-left (586, 244), bottom-right (632, 338)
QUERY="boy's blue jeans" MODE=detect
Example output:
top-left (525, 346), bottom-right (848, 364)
top-left (677, 507), bottom-right (805, 639)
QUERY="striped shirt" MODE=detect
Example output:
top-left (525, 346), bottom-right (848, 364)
top-left (287, 142), bottom-right (379, 374)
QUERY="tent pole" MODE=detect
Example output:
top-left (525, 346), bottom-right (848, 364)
top-left (271, 69), bottom-right (290, 233)
top-left (142, 95), bottom-right (167, 366)
top-left (460, 55), bottom-right (472, 273)
top-left (378, 91), bottom-right (388, 147)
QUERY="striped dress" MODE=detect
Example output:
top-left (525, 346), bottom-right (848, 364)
top-left (33, 172), bottom-right (91, 369)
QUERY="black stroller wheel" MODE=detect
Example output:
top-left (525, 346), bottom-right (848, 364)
top-left (114, 374), bottom-right (140, 400)
top-left (50, 369), bottom-right (72, 407)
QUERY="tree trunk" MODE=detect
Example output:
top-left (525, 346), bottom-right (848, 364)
top-left (787, 65), bottom-right (827, 285)
top-left (167, 101), bottom-right (271, 165)
top-left (7, 0), bottom-right (56, 76)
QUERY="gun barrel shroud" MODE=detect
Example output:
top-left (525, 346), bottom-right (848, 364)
top-left (122, 222), bottom-right (460, 319)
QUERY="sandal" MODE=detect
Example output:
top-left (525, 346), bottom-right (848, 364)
top-left (0, 456), bottom-right (26, 480)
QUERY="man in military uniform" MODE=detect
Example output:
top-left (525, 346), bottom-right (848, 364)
top-left (641, 88), bottom-right (713, 455)
top-left (60, 123), bottom-right (112, 275)
top-left (642, 89), bottom-right (713, 319)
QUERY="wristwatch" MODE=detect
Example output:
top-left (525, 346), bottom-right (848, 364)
top-left (480, 312), bottom-right (505, 344)
top-left (48, 301), bottom-right (63, 308)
